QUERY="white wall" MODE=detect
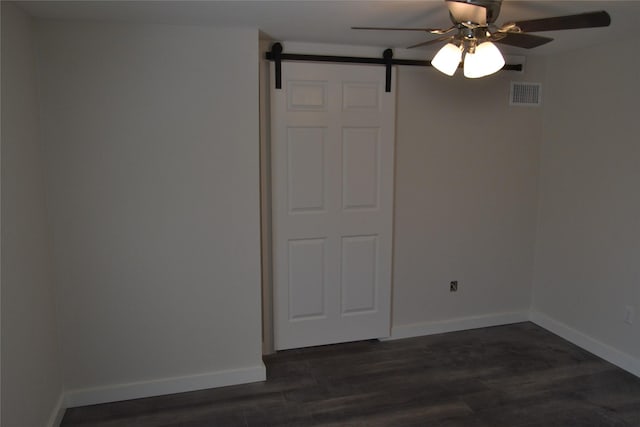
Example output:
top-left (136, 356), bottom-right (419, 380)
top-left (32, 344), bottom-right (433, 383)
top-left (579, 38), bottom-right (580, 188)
top-left (532, 38), bottom-right (640, 370)
top-left (36, 20), bottom-right (264, 404)
top-left (1, 3), bottom-right (65, 426)
top-left (392, 60), bottom-right (546, 336)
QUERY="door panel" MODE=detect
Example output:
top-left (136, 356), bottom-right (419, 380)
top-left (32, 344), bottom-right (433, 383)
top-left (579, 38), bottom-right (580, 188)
top-left (288, 238), bottom-right (326, 320)
top-left (341, 235), bottom-right (378, 315)
top-left (342, 82), bottom-right (380, 111)
top-left (271, 62), bottom-right (395, 350)
top-left (287, 127), bottom-right (326, 213)
top-left (342, 127), bottom-right (380, 210)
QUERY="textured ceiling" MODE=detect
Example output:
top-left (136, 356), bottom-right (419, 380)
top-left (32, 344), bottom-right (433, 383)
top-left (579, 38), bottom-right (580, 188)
top-left (18, 1), bottom-right (640, 56)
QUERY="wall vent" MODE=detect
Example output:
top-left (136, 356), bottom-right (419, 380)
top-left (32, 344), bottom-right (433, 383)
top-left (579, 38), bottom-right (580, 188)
top-left (510, 82), bottom-right (542, 106)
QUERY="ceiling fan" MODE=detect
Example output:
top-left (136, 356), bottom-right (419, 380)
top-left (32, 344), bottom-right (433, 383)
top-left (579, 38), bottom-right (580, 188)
top-left (353, 0), bottom-right (611, 78)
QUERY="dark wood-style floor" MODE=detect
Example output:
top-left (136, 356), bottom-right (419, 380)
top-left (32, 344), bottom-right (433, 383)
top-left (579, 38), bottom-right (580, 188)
top-left (61, 322), bottom-right (640, 426)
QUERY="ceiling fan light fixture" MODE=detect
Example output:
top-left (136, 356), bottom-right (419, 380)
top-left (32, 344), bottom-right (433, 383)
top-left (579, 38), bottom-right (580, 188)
top-left (431, 43), bottom-right (463, 76)
top-left (463, 41), bottom-right (505, 78)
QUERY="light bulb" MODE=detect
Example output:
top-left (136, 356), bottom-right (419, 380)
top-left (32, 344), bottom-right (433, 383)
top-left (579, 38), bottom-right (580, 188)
top-left (431, 43), bottom-right (463, 77)
top-left (463, 41), bottom-right (505, 78)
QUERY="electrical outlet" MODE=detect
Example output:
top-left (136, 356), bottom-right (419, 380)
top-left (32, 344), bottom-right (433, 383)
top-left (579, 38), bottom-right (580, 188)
top-left (624, 306), bottom-right (635, 325)
top-left (450, 281), bottom-right (458, 292)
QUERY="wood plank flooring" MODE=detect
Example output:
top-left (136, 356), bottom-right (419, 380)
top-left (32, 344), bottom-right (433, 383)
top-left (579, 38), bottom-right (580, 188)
top-left (61, 322), bottom-right (640, 426)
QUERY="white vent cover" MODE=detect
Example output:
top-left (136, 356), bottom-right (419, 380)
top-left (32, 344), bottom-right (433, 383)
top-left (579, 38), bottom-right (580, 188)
top-left (510, 82), bottom-right (542, 106)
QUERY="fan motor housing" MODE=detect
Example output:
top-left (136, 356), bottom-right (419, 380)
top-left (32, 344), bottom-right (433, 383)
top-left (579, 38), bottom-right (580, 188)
top-left (446, 0), bottom-right (503, 24)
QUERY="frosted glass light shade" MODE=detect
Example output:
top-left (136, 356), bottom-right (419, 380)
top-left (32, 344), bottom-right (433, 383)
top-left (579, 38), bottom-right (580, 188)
top-left (463, 41), bottom-right (505, 78)
top-left (432, 43), bottom-right (462, 76)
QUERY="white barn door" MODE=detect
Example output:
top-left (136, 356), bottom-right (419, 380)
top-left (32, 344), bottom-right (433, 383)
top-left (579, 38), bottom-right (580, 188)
top-left (271, 62), bottom-right (395, 350)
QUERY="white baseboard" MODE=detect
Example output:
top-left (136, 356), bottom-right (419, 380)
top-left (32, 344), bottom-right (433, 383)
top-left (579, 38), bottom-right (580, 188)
top-left (47, 392), bottom-right (66, 427)
top-left (530, 311), bottom-right (640, 378)
top-left (53, 312), bottom-right (639, 411)
top-left (389, 311), bottom-right (530, 340)
top-left (65, 364), bottom-right (266, 408)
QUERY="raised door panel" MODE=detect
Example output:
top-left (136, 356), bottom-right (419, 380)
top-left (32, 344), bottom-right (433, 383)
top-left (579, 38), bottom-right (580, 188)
top-left (341, 235), bottom-right (378, 315)
top-left (342, 82), bottom-right (381, 111)
top-left (288, 238), bottom-right (326, 320)
top-left (287, 127), bottom-right (326, 214)
top-left (342, 128), bottom-right (380, 211)
top-left (288, 81), bottom-right (328, 111)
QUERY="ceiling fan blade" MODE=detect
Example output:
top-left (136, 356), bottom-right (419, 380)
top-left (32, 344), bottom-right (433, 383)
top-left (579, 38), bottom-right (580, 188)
top-left (351, 26), bottom-right (449, 33)
top-left (509, 10), bottom-right (611, 33)
top-left (492, 32), bottom-right (553, 49)
top-left (407, 35), bottom-right (455, 49)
